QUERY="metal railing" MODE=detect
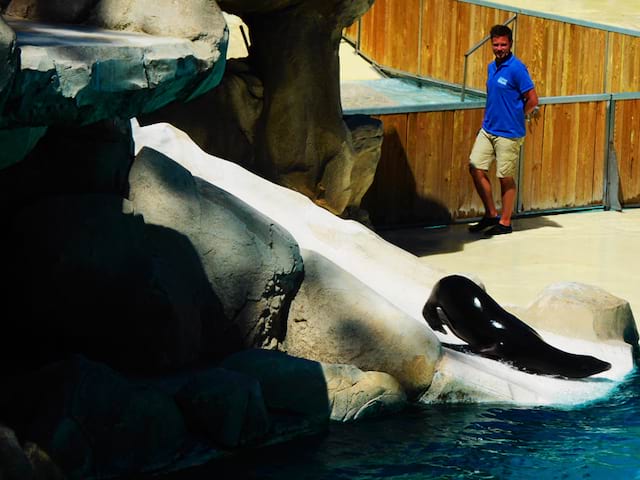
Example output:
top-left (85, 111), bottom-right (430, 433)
top-left (461, 14), bottom-right (517, 102)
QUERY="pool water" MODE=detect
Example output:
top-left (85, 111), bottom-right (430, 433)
top-left (202, 369), bottom-right (640, 480)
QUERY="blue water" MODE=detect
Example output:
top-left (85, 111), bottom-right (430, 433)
top-left (196, 369), bottom-right (640, 480)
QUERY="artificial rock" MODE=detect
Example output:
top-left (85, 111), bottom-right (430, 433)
top-left (175, 368), bottom-right (270, 448)
top-left (221, 349), bottom-right (408, 423)
top-left (285, 249), bottom-right (441, 397)
top-left (142, 0), bottom-right (378, 216)
top-left (508, 281), bottom-right (639, 347)
top-left (130, 146), bottom-right (304, 350)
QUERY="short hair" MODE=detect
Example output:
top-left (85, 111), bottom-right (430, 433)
top-left (490, 24), bottom-right (513, 42)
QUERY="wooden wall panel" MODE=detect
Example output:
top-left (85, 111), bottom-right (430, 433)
top-left (607, 33), bottom-right (640, 93)
top-left (363, 100), bottom-right (617, 227)
top-left (356, 1), bottom-right (615, 96)
top-left (521, 102), bottom-right (606, 211)
top-left (358, 0), bottom-right (386, 67)
top-left (516, 16), bottom-right (606, 97)
top-left (420, 0), bottom-right (507, 89)
top-left (344, 21), bottom-right (359, 43)
top-left (363, 108), bottom-right (499, 226)
top-left (361, 114), bottom-right (412, 226)
top-left (357, 0), bottom-right (421, 74)
top-left (615, 99), bottom-right (640, 204)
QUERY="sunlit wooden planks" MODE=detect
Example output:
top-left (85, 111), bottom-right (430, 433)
top-left (615, 99), bottom-right (640, 204)
top-left (520, 101), bottom-right (606, 211)
top-left (354, 1), bottom-right (618, 97)
top-left (420, 0), bottom-right (507, 89)
top-left (365, 102), bottom-right (607, 227)
top-left (607, 33), bottom-right (640, 93)
top-left (358, 0), bottom-right (421, 74)
top-left (344, 22), bottom-right (358, 43)
top-left (516, 16), bottom-right (607, 97)
top-left (362, 109), bottom-right (498, 225)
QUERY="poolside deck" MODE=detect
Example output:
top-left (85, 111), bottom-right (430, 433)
top-left (381, 208), bottom-right (640, 328)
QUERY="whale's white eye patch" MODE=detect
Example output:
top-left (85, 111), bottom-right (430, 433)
top-left (473, 296), bottom-right (482, 310)
top-left (490, 320), bottom-right (506, 329)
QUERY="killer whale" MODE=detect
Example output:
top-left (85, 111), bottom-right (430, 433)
top-left (423, 275), bottom-right (612, 379)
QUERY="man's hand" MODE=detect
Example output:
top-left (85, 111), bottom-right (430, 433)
top-left (526, 105), bottom-right (540, 131)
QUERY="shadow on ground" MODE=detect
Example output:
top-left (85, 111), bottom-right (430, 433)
top-left (379, 214), bottom-right (563, 257)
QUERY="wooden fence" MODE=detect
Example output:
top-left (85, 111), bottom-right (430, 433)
top-left (346, 0), bottom-right (640, 96)
top-left (346, 0), bottom-right (640, 227)
top-left (360, 96), bottom-right (637, 227)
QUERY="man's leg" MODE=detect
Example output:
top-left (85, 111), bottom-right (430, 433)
top-left (482, 135), bottom-right (522, 236)
top-left (470, 165), bottom-right (498, 219)
top-left (498, 176), bottom-right (516, 226)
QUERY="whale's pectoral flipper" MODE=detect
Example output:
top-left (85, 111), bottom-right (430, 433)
top-left (422, 299), bottom-right (446, 333)
top-left (473, 343), bottom-right (504, 359)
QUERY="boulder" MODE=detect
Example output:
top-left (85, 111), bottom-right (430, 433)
top-left (221, 349), bottom-right (408, 423)
top-left (5, 356), bottom-right (188, 480)
top-left (323, 365), bottom-right (407, 422)
top-left (0, 189), bottom-right (236, 372)
top-left (0, 424), bottom-right (35, 480)
top-left (175, 368), bottom-right (270, 448)
top-left (142, 0), bottom-right (377, 216)
top-left (342, 114), bottom-right (384, 222)
top-left (284, 250), bottom-right (441, 397)
top-left (0, 16), bottom-right (16, 110)
top-left (508, 282), bottom-right (639, 346)
top-left (130, 147), bottom-right (304, 350)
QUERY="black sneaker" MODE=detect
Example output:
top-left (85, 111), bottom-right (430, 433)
top-left (483, 223), bottom-right (513, 237)
top-left (468, 216), bottom-right (499, 233)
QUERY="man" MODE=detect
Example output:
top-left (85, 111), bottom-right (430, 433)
top-left (468, 24), bottom-right (538, 236)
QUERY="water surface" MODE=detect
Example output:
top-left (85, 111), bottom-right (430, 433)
top-left (199, 369), bottom-right (640, 479)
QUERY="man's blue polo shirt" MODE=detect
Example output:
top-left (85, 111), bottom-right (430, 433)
top-left (482, 53), bottom-right (534, 138)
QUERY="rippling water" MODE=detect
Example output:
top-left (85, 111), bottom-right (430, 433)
top-left (168, 369), bottom-right (640, 480)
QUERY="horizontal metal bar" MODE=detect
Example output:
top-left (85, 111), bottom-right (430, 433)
top-left (611, 91), bottom-right (640, 101)
top-left (539, 94), bottom-right (611, 104)
top-left (458, 0), bottom-right (640, 38)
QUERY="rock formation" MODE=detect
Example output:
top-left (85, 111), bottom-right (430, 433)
top-left (0, 2), bottom-right (408, 478)
top-left (141, 0), bottom-right (379, 216)
top-left (0, 1), bottom-right (637, 479)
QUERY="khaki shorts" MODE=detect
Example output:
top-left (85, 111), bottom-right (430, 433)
top-left (469, 128), bottom-right (524, 178)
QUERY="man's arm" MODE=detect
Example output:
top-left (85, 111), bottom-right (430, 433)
top-left (523, 88), bottom-right (539, 115)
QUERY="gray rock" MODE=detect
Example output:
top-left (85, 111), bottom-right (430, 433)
top-left (0, 424), bottom-right (35, 480)
top-left (0, 14), bottom-right (226, 129)
top-left (0, 191), bottom-right (232, 372)
top-left (13, 356), bottom-right (188, 480)
top-left (0, 126), bottom-right (47, 170)
top-left (140, 58), bottom-right (263, 173)
top-left (323, 365), bottom-right (407, 422)
top-left (1, 119), bottom-right (134, 197)
top-left (175, 368), bottom-right (270, 448)
top-left (23, 443), bottom-right (67, 480)
top-left (143, 0), bottom-right (377, 216)
top-left (221, 349), bottom-right (408, 423)
top-left (342, 114), bottom-right (383, 221)
top-left (129, 147), bottom-right (202, 238)
top-left (221, 349), bottom-right (333, 420)
top-left (284, 250), bottom-right (441, 397)
top-left (129, 146), bottom-right (304, 350)
top-left (508, 282), bottom-right (640, 346)
top-left (0, 16), bottom-right (17, 111)
top-left (195, 180), bottom-right (303, 349)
